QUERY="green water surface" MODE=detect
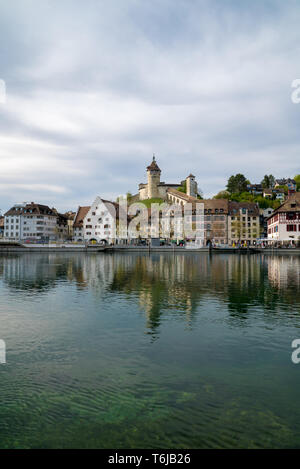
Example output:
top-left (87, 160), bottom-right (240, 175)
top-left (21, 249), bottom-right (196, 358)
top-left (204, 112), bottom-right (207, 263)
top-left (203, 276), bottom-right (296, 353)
top-left (0, 252), bottom-right (299, 449)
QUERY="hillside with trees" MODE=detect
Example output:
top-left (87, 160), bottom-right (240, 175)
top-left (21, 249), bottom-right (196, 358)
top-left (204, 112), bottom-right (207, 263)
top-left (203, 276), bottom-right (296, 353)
top-left (214, 173), bottom-right (299, 209)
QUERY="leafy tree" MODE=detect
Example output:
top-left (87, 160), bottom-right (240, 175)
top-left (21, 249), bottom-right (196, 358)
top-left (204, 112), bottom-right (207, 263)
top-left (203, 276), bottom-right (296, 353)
top-left (177, 181), bottom-right (187, 193)
top-left (226, 174), bottom-right (248, 194)
top-left (261, 174), bottom-right (276, 188)
top-left (214, 190), bottom-right (231, 200)
top-left (294, 175), bottom-right (300, 191)
top-left (276, 185), bottom-right (289, 195)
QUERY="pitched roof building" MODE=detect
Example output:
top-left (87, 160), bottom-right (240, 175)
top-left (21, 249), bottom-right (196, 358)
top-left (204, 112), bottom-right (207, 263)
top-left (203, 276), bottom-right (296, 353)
top-left (4, 202), bottom-right (57, 241)
top-left (267, 193), bottom-right (300, 243)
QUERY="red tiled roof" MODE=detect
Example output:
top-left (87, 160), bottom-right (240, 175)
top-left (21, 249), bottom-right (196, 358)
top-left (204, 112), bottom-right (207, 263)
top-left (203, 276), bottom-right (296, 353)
top-left (167, 188), bottom-right (198, 203)
top-left (73, 206), bottom-right (90, 228)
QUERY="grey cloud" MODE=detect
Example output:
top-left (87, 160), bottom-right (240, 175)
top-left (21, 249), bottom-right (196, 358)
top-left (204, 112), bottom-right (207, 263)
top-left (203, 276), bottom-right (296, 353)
top-left (0, 0), bottom-right (300, 213)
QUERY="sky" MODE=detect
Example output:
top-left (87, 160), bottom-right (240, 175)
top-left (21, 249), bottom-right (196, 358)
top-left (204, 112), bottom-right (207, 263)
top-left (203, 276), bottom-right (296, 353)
top-left (0, 0), bottom-right (300, 213)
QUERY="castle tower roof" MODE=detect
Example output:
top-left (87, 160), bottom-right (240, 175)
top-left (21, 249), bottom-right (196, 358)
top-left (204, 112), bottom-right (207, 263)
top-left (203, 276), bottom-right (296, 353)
top-left (147, 155), bottom-right (161, 172)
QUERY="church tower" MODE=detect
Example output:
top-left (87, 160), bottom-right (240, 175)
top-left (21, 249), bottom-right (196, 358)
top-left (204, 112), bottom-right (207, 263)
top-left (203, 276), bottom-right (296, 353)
top-left (147, 155), bottom-right (161, 199)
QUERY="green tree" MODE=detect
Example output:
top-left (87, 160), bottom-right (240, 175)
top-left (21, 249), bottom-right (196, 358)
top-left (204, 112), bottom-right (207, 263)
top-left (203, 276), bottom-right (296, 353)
top-left (261, 174), bottom-right (275, 188)
top-left (177, 181), bottom-right (187, 193)
top-left (214, 190), bottom-right (231, 199)
top-left (294, 175), bottom-right (300, 191)
top-left (226, 174), bottom-right (248, 194)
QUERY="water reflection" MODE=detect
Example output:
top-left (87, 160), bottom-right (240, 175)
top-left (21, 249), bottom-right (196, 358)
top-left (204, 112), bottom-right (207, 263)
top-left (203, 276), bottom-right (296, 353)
top-left (0, 252), bottom-right (299, 338)
top-left (0, 252), bottom-right (300, 449)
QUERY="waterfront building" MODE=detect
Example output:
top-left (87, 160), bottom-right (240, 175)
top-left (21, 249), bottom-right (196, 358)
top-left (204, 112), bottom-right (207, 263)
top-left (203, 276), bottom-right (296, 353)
top-left (64, 211), bottom-right (76, 239)
top-left (267, 193), bottom-right (300, 244)
top-left (73, 206), bottom-right (90, 242)
top-left (73, 197), bottom-right (119, 244)
top-left (260, 207), bottom-right (274, 239)
top-left (54, 212), bottom-right (73, 241)
top-left (4, 202), bottom-right (57, 241)
top-left (228, 201), bottom-right (260, 246)
top-left (0, 216), bottom-right (4, 238)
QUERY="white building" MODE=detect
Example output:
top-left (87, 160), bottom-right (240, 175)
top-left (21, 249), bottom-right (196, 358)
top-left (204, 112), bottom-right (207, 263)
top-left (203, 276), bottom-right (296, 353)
top-left (267, 193), bottom-right (300, 243)
top-left (4, 202), bottom-right (57, 241)
top-left (73, 197), bottom-right (119, 243)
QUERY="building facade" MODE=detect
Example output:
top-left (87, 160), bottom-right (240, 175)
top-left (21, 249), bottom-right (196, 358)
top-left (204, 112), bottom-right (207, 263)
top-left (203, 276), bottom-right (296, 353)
top-left (73, 198), bottom-right (119, 243)
top-left (228, 202), bottom-right (260, 246)
top-left (267, 193), bottom-right (300, 243)
top-left (0, 216), bottom-right (4, 238)
top-left (4, 203), bottom-right (57, 241)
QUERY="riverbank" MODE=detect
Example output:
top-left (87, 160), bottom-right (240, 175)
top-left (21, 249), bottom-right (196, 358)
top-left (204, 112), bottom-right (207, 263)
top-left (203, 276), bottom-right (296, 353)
top-left (0, 244), bottom-right (300, 254)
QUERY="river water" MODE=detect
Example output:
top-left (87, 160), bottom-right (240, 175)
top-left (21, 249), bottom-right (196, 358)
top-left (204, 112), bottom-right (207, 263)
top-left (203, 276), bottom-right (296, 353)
top-left (0, 252), bottom-right (299, 448)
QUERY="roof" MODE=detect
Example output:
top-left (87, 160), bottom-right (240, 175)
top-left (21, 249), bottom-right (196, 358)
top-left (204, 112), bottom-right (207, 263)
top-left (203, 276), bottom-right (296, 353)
top-left (101, 199), bottom-right (121, 219)
top-left (268, 192), bottom-right (300, 218)
top-left (4, 202), bottom-right (57, 217)
top-left (167, 188), bottom-right (198, 203)
top-left (229, 201), bottom-right (259, 216)
top-left (275, 178), bottom-right (296, 185)
top-left (74, 199), bottom-right (125, 227)
top-left (73, 206), bottom-right (90, 228)
top-left (147, 156), bottom-right (161, 172)
top-left (202, 199), bottom-right (229, 211)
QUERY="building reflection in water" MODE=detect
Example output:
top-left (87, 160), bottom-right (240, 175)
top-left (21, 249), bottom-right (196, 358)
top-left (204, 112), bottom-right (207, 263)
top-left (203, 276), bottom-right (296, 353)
top-left (265, 255), bottom-right (300, 289)
top-left (0, 252), bottom-right (299, 338)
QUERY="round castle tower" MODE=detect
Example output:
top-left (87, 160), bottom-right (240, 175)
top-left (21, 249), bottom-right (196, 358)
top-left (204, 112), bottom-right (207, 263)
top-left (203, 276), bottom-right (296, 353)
top-left (147, 155), bottom-right (161, 199)
top-left (186, 174), bottom-right (198, 198)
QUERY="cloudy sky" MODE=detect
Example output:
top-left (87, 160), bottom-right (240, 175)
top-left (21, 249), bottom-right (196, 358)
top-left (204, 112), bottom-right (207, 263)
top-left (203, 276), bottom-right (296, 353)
top-left (0, 0), bottom-right (300, 213)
